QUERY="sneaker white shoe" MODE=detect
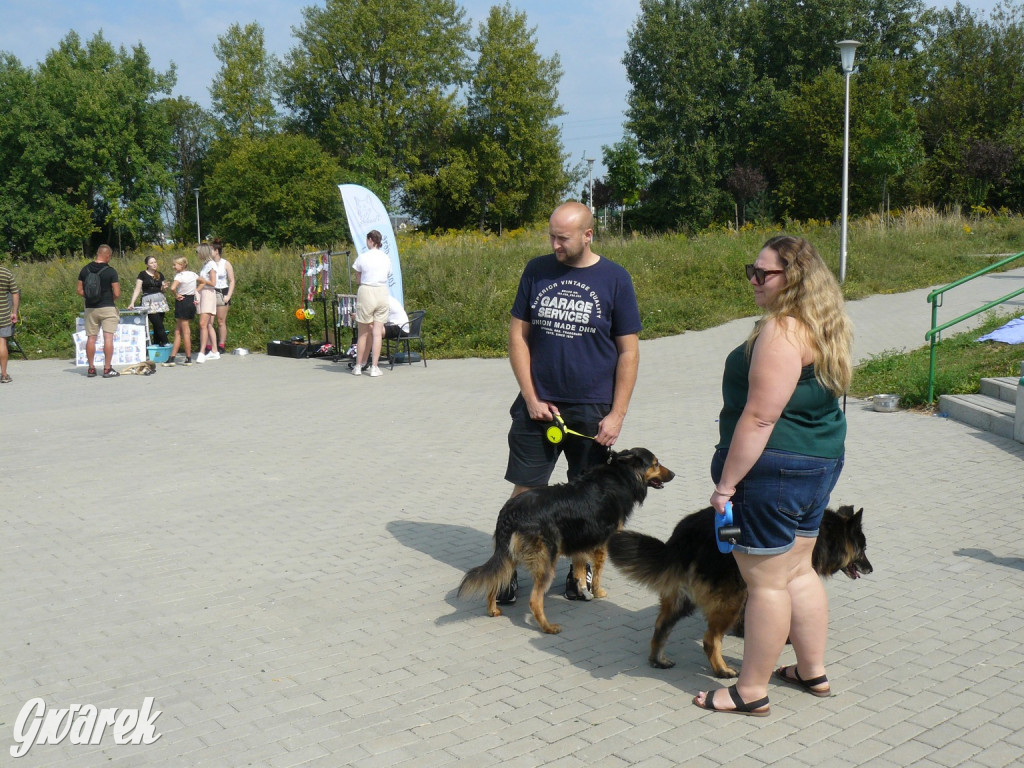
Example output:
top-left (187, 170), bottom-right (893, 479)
top-left (196, 352), bottom-right (206, 364)
top-left (369, 366), bottom-right (382, 377)
top-left (352, 364), bottom-right (362, 376)
top-left (206, 350), bottom-right (220, 360)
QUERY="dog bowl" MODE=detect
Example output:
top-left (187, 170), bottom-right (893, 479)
top-left (872, 394), bottom-right (900, 412)
top-left (232, 348), bottom-right (250, 356)
top-left (147, 344), bottom-right (172, 363)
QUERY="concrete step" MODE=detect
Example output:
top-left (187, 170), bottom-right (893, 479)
top-left (979, 376), bottom-right (1018, 404)
top-left (939, 392), bottom-right (1015, 440)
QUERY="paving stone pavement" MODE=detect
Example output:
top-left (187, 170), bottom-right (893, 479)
top-left (2, 267), bottom-right (1023, 767)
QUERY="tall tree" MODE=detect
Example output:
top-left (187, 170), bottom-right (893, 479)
top-left (210, 22), bottom-right (279, 139)
top-left (603, 136), bottom-right (649, 209)
top-left (856, 61), bottom-right (925, 214)
top-left (602, 135), bottom-right (650, 233)
top-left (725, 164), bottom-right (767, 226)
top-left (462, 3), bottom-right (567, 232)
top-left (0, 53), bottom-right (59, 257)
top-left (404, 4), bottom-right (569, 231)
top-left (279, 0), bottom-right (470, 201)
top-left (0, 32), bottom-right (174, 257)
top-left (763, 59), bottom-right (924, 221)
top-left (919, 3), bottom-right (1024, 208)
top-left (205, 133), bottom-right (345, 248)
top-left (163, 97), bottom-right (216, 243)
top-left (624, 0), bottom-right (756, 230)
top-left (739, 0), bottom-right (927, 91)
top-left (624, 0), bottom-right (932, 230)
top-left (400, 103), bottom-right (475, 230)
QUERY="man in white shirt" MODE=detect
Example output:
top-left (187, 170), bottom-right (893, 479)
top-left (384, 296), bottom-right (409, 339)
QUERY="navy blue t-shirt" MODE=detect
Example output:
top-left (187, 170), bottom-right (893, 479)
top-left (511, 254), bottom-right (642, 404)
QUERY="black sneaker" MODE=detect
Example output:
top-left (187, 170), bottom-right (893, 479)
top-left (564, 563), bottom-right (593, 600)
top-left (496, 570), bottom-right (518, 605)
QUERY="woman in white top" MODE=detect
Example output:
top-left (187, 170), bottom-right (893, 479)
top-left (351, 230), bottom-right (392, 377)
top-left (164, 256), bottom-right (199, 366)
top-left (210, 239), bottom-right (235, 354)
top-left (195, 244), bottom-right (219, 363)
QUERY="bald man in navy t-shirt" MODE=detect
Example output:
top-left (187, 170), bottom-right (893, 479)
top-left (498, 201), bottom-right (642, 604)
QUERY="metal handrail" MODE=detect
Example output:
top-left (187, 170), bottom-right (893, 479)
top-left (924, 250), bottom-right (1024, 403)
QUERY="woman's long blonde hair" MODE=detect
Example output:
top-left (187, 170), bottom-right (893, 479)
top-left (747, 235), bottom-right (853, 396)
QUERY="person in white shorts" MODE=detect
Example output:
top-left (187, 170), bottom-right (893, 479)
top-left (351, 230), bottom-right (392, 377)
top-left (195, 244), bottom-right (219, 363)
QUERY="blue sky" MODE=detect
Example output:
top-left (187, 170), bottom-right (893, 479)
top-left (1, 0), bottom-right (999, 185)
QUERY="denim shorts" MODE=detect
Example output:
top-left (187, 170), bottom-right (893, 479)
top-left (711, 447), bottom-right (844, 555)
top-left (505, 395), bottom-right (610, 487)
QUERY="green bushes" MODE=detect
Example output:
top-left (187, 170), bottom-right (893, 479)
top-left (6, 209), bottom-right (1023, 378)
top-left (850, 313), bottom-right (1024, 407)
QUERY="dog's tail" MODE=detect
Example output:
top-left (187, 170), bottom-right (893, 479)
top-left (457, 545), bottom-right (515, 599)
top-left (608, 530), bottom-right (682, 592)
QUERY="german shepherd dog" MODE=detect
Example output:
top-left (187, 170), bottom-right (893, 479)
top-left (458, 448), bottom-right (675, 634)
top-left (608, 505), bottom-right (871, 677)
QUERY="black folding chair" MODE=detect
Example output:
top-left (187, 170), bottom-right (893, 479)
top-left (7, 330), bottom-right (27, 359)
top-left (384, 310), bottom-right (426, 369)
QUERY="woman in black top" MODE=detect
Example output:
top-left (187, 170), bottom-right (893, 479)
top-left (128, 256), bottom-right (170, 345)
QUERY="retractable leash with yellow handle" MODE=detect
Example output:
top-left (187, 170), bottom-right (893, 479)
top-left (545, 413), bottom-right (596, 444)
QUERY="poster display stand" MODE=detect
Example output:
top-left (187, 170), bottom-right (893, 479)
top-left (73, 309), bottom-right (149, 367)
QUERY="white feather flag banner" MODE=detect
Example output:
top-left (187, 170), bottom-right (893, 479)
top-left (338, 183), bottom-right (404, 306)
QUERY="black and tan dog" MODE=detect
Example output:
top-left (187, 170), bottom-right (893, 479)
top-left (458, 448), bottom-right (674, 634)
top-left (608, 505), bottom-right (871, 676)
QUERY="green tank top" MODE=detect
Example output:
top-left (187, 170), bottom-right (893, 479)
top-left (717, 342), bottom-right (846, 458)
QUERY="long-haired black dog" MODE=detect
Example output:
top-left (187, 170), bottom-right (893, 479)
top-left (608, 505), bottom-right (871, 676)
top-left (458, 448), bottom-right (674, 634)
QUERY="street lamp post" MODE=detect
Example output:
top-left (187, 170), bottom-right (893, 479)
top-left (194, 188), bottom-right (201, 244)
top-left (838, 39), bottom-right (860, 284)
top-left (587, 157), bottom-right (595, 215)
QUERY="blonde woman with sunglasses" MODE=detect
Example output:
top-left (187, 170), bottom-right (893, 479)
top-left (694, 235), bottom-right (852, 717)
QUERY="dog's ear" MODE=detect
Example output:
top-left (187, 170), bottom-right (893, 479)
top-left (852, 507), bottom-right (864, 524)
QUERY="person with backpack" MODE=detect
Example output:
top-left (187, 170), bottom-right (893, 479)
top-left (76, 244), bottom-right (121, 378)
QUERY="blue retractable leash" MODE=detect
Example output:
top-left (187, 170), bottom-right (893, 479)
top-left (545, 413), bottom-right (596, 444)
top-left (715, 501), bottom-right (742, 554)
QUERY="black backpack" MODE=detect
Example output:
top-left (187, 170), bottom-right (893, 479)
top-left (83, 265), bottom-right (111, 303)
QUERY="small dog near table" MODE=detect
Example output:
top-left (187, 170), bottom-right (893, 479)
top-left (121, 360), bottom-right (156, 376)
top-left (458, 448), bottom-right (675, 634)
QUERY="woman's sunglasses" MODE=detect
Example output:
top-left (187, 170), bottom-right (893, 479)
top-left (745, 264), bottom-right (785, 286)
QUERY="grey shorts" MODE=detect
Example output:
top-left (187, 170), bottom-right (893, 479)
top-left (0, 324), bottom-right (12, 338)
